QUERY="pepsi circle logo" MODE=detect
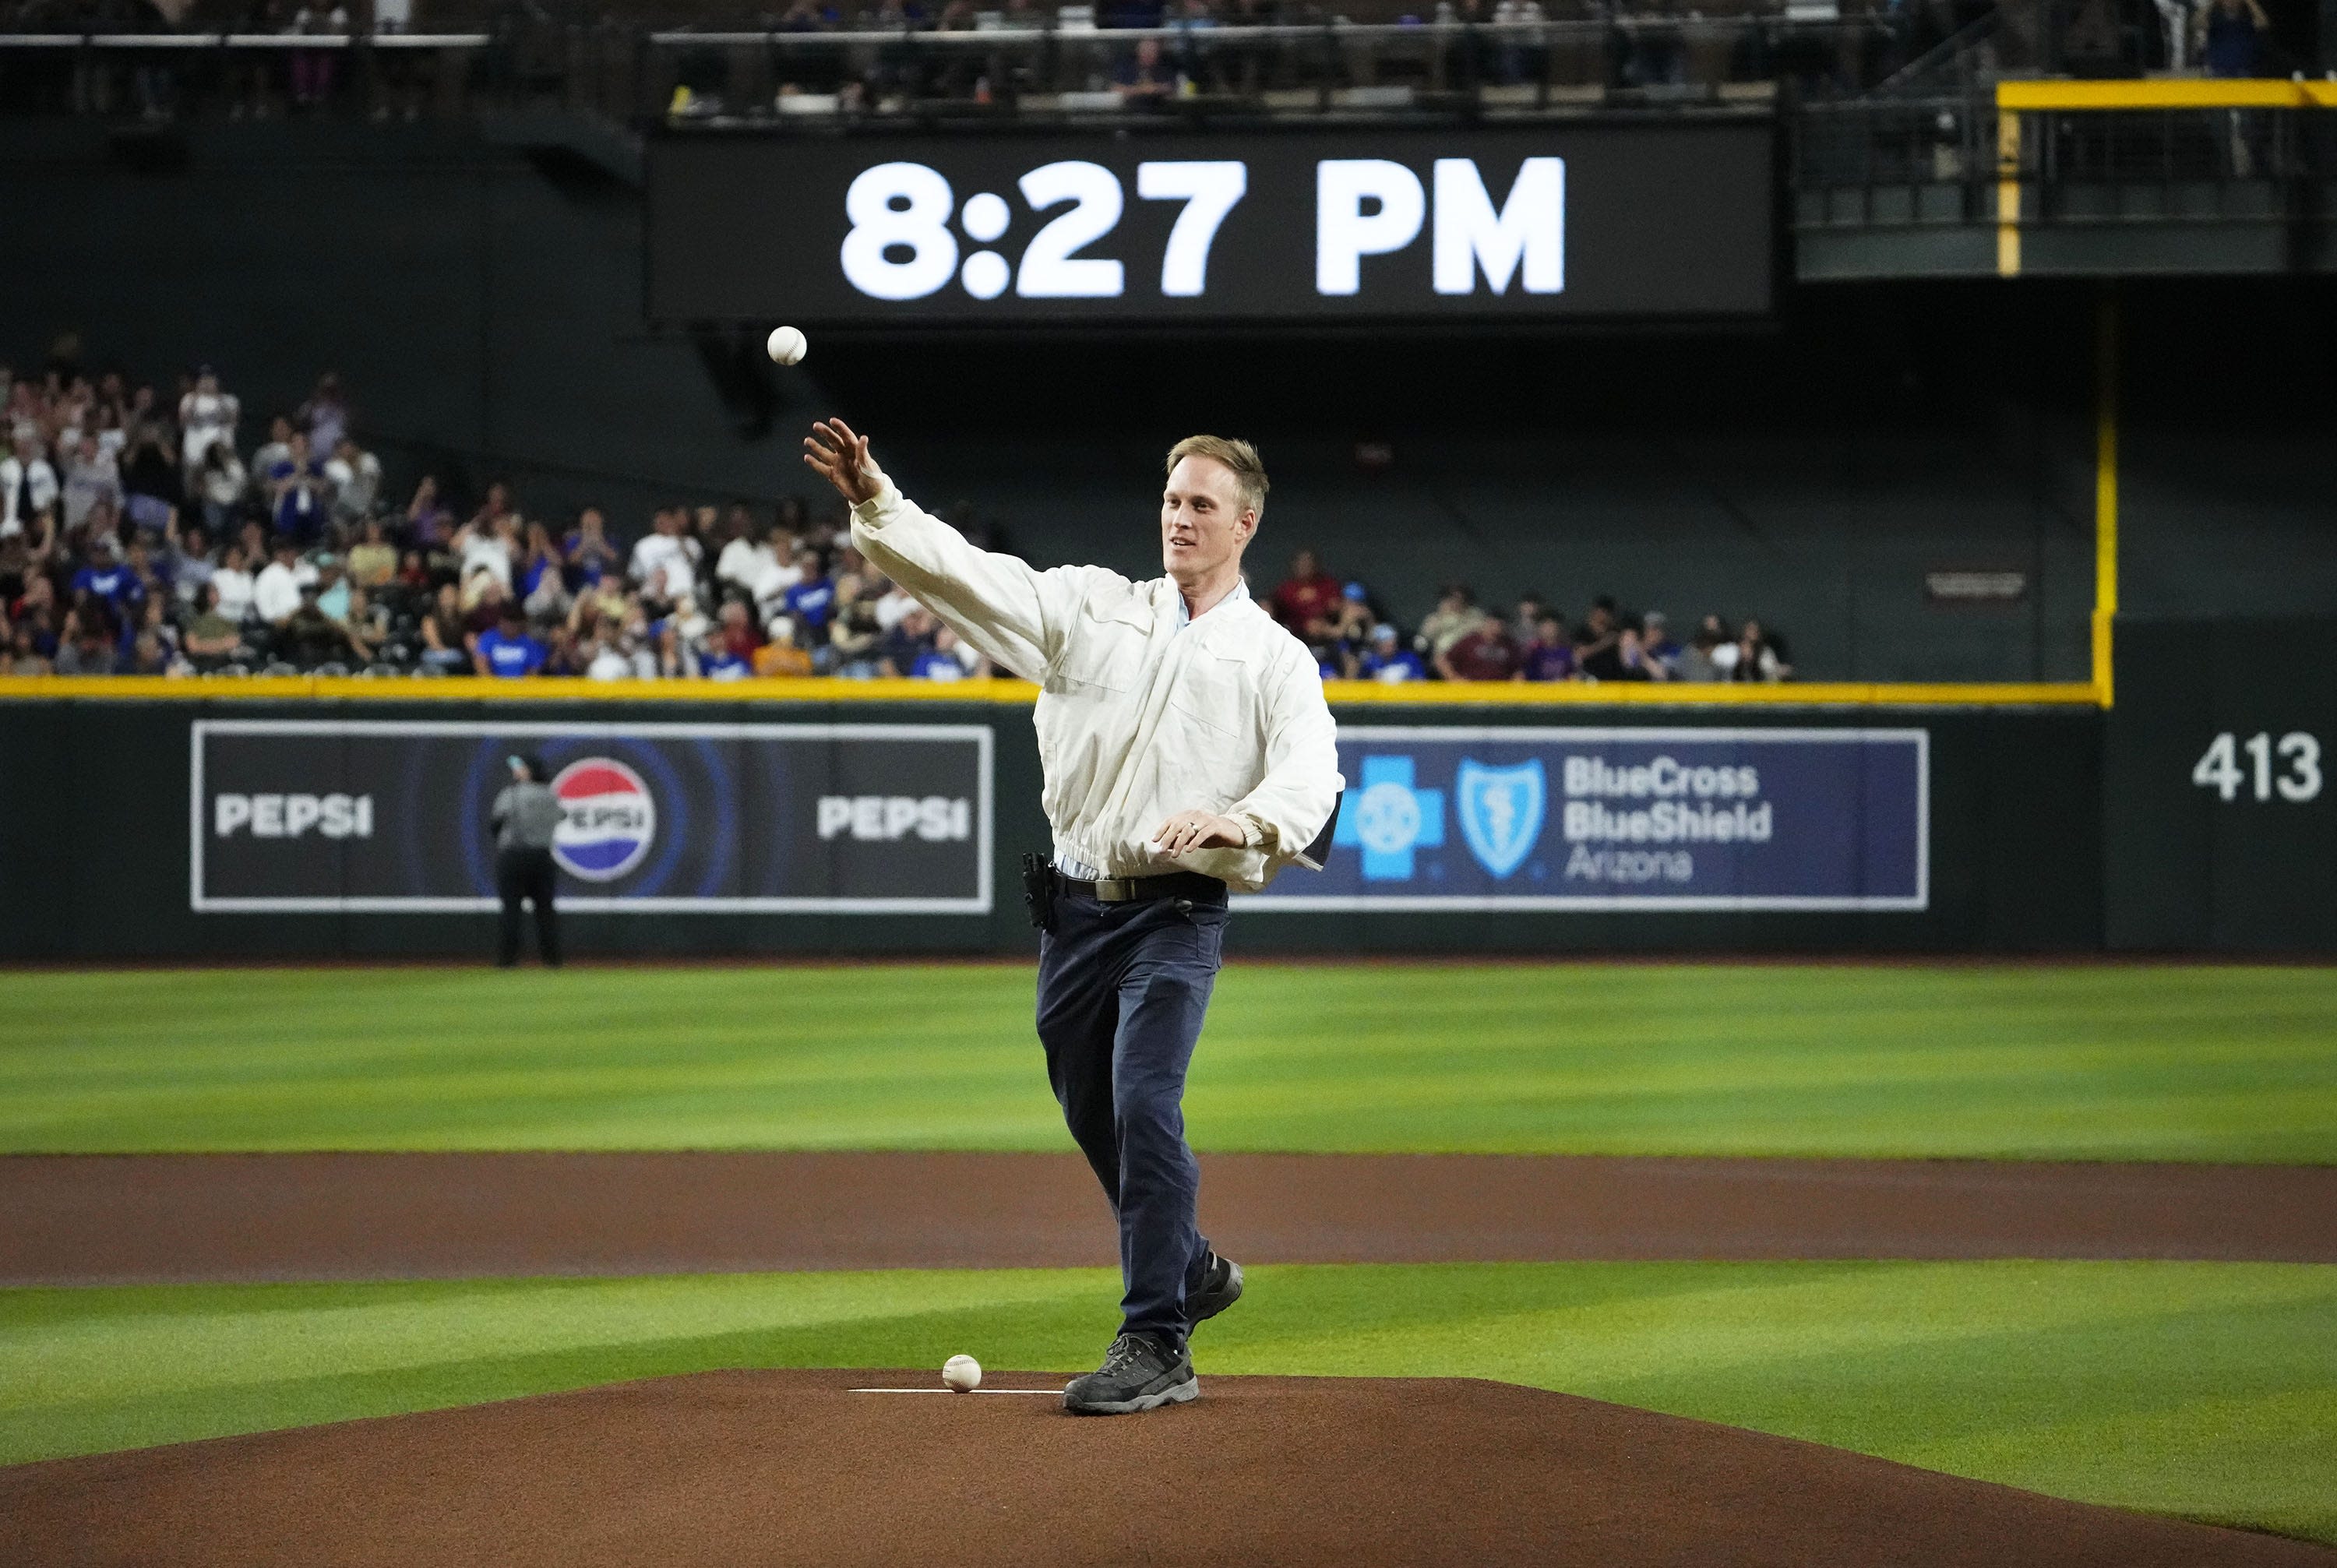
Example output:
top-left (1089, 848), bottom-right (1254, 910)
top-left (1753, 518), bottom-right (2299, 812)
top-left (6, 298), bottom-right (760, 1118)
top-left (550, 758), bottom-right (656, 882)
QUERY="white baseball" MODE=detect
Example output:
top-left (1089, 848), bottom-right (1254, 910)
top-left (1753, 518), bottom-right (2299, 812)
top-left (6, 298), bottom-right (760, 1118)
top-left (942, 1354), bottom-right (982, 1393)
top-left (766, 325), bottom-right (808, 365)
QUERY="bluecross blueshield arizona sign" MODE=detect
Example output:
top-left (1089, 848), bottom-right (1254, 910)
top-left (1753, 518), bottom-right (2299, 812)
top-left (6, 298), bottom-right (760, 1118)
top-left (1243, 726), bottom-right (1928, 911)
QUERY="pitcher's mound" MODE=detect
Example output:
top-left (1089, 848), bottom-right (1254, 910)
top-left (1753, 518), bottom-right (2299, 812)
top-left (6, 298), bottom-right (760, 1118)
top-left (1, 1369), bottom-right (2323, 1567)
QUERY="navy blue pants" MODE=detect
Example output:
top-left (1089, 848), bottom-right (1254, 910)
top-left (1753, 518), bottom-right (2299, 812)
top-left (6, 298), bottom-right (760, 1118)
top-left (1035, 885), bottom-right (1228, 1352)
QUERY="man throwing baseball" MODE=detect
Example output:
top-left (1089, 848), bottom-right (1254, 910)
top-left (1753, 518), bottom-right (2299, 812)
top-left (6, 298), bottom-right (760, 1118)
top-left (806, 419), bottom-right (1342, 1415)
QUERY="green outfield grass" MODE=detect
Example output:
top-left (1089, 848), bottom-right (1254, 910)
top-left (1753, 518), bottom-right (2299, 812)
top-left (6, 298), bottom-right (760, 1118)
top-left (4, 1262), bottom-right (2333, 1544)
top-left (5, 964), bottom-right (2334, 1159)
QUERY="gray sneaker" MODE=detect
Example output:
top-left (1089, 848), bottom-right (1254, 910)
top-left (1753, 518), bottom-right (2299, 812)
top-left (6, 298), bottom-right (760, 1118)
top-left (1062, 1333), bottom-right (1198, 1415)
top-left (1187, 1252), bottom-right (1243, 1330)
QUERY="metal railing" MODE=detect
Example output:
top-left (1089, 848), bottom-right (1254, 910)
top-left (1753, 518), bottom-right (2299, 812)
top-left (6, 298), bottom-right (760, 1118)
top-left (0, 16), bottom-right (1916, 122)
top-left (1796, 83), bottom-right (2337, 238)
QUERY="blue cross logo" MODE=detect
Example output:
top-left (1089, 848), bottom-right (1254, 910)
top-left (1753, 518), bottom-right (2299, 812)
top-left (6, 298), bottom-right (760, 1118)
top-left (1334, 755), bottom-right (1444, 881)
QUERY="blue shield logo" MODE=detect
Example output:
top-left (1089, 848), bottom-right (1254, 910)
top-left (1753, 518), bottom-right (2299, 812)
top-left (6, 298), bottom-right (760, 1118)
top-left (1457, 759), bottom-right (1545, 879)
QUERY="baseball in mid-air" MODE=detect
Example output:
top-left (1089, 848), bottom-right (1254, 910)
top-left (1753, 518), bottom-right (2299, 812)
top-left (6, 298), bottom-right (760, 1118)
top-left (766, 325), bottom-right (808, 365)
top-left (942, 1354), bottom-right (982, 1393)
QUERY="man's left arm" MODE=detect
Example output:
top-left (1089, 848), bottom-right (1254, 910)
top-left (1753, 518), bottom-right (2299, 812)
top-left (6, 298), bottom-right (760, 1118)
top-left (1154, 647), bottom-right (1343, 878)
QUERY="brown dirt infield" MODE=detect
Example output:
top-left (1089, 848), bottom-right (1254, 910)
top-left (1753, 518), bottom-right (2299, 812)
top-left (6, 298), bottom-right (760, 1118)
top-left (3, 1369), bottom-right (2326, 1568)
top-left (4, 1151), bottom-right (2333, 1284)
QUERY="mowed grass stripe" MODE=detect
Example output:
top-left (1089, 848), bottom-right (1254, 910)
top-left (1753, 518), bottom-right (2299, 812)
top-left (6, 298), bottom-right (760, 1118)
top-left (2, 1262), bottom-right (2332, 1544)
top-left (3, 964), bottom-right (2334, 1158)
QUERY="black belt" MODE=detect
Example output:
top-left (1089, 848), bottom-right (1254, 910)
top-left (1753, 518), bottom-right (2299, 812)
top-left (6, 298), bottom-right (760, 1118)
top-left (1060, 869), bottom-right (1228, 905)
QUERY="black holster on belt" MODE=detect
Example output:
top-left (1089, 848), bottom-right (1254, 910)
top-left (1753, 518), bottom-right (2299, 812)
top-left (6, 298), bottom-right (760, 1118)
top-left (1020, 852), bottom-right (1058, 932)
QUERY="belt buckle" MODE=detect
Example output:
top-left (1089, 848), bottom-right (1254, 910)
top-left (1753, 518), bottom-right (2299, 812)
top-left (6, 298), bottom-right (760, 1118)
top-left (1095, 877), bottom-right (1136, 902)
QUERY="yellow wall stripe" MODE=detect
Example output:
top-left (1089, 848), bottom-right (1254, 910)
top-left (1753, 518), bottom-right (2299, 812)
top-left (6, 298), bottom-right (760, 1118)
top-left (0, 675), bottom-right (2104, 707)
top-left (1997, 78), bottom-right (2337, 111)
top-left (2093, 295), bottom-right (2120, 708)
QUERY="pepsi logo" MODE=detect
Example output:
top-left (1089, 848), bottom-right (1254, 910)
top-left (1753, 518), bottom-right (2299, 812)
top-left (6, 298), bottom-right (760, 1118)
top-left (550, 757), bottom-right (656, 882)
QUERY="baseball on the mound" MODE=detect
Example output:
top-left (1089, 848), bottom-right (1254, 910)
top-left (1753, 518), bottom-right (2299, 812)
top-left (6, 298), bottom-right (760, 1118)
top-left (942, 1355), bottom-right (982, 1393)
top-left (766, 325), bottom-right (808, 365)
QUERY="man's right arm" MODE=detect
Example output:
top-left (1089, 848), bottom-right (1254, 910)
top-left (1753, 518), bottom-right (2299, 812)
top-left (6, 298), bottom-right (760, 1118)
top-left (848, 478), bottom-right (1082, 683)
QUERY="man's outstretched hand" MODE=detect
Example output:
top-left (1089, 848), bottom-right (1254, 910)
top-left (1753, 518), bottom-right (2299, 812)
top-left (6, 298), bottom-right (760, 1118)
top-left (1151, 810), bottom-right (1247, 858)
top-left (804, 418), bottom-right (883, 506)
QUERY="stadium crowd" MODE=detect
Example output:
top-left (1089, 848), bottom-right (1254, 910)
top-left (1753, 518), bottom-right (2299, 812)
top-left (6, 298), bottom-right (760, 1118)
top-left (1266, 550), bottom-right (1792, 685)
top-left (0, 358), bottom-right (1789, 683)
top-left (0, 360), bottom-right (995, 681)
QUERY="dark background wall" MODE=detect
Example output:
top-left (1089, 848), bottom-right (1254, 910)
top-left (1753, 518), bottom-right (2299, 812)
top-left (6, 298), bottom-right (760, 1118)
top-left (5, 120), bottom-right (2332, 684)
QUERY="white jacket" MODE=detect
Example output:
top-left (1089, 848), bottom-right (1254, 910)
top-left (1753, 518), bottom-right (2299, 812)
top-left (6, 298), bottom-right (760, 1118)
top-left (0, 454), bottom-right (59, 532)
top-left (851, 477), bottom-right (1342, 894)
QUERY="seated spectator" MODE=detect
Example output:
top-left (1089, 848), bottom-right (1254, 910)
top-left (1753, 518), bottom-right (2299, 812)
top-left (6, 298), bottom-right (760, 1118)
top-left (700, 626), bottom-right (753, 681)
top-left (1437, 616), bottom-right (1520, 682)
top-left (347, 516), bottom-right (397, 589)
top-left (749, 527), bottom-right (808, 617)
top-left (828, 601), bottom-right (883, 678)
top-left (1356, 622), bottom-right (1427, 682)
top-left (1271, 549), bottom-right (1342, 639)
top-left (911, 624), bottom-right (982, 681)
top-left (1574, 596), bottom-right (1623, 680)
top-left (406, 474), bottom-right (454, 547)
top-left (418, 583), bottom-right (472, 673)
top-left (713, 600), bottom-right (761, 664)
top-left (69, 534), bottom-right (141, 612)
top-left (280, 584), bottom-right (360, 669)
top-left (52, 608), bottom-right (118, 675)
top-left (251, 540), bottom-right (306, 626)
top-left (1609, 624), bottom-right (1662, 682)
top-left (474, 604), bottom-right (548, 678)
top-left (1519, 615), bottom-right (1575, 682)
top-left (181, 582), bottom-right (247, 668)
top-left (210, 542), bottom-right (257, 623)
top-left (717, 510), bottom-right (778, 597)
top-left (753, 616), bottom-right (816, 678)
top-left (1417, 584), bottom-right (1487, 661)
top-left (881, 604), bottom-right (937, 675)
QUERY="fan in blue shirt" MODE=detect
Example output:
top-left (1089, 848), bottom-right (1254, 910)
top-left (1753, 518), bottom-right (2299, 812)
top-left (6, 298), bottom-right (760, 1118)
top-left (782, 569), bottom-right (836, 633)
top-left (1356, 625), bottom-right (1427, 682)
top-left (474, 612), bottom-right (548, 678)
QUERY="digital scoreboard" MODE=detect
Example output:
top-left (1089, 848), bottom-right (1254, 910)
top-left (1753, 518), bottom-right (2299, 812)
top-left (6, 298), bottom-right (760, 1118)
top-left (647, 122), bottom-right (1772, 325)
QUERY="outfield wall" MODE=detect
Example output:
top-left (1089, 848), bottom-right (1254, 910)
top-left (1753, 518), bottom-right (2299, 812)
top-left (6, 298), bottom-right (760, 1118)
top-left (0, 694), bottom-right (2103, 960)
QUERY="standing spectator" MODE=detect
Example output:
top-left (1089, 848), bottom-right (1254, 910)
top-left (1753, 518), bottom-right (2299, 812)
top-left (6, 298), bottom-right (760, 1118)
top-left (716, 508), bottom-right (779, 597)
top-left (118, 414), bottom-right (179, 534)
top-left (1676, 615), bottom-right (1729, 682)
top-left (1356, 623), bottom-right (1427, 682)
top-left (418, 583), bottom-right (472, 673)
top-left (60, 434), bottom-right (123, 532)
top-left (324, 435), bottom-right (380, 528)
top-left (1417, 583), bottom-right (1488, 661)
top-left (250, 414), bottom-right (295, 482)
top-left (1437, 616), bottom-right (1520, 682)
top-left (2199, 0), bottom-right (2269, 74)
top-left (267, 432), bottom-right (329, 540)
top-left (629, 506), bottom-right (701, 592)
top-left (563, 506), bottom-right (622, 587)
top-left (473, 604), bottom-right (548, 677)
top-left (1640, 611), bottom-right (1682, 676)
top-left (1518, 615), bottom-right (1576, 682)
top-left (1509, 591), bottom-right (1548, 644)
top-left (177, 367), bottom-right (240, 480)
top-left (1270, 549), bottom-right (1342, 638)
top-left (488, 754), bottom-right (563, 968)
top-left (196, 440), bottom-right (248, 535)
top-left (1574, 596), bottom-right (1624, 680)
top-left (2, 436), bottom-right (59, 537)
top-left (782, 551), bottom-right (837, 639)
top-left (299, 372), bottom-right (350, 455)
top-left (1715, 618), bottom-right (1791, 682)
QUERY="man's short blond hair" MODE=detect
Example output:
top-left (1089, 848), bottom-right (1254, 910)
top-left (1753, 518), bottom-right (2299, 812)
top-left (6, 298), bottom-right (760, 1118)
top-left (1166, 435), bottom-right (1268, 520)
